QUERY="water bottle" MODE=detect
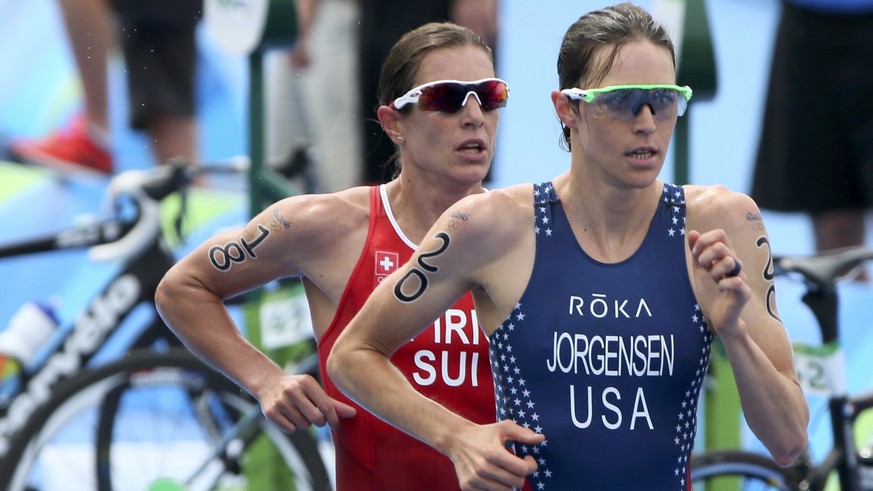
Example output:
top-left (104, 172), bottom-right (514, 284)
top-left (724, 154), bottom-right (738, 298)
top-left (0, 301), bottom-right (60, 388)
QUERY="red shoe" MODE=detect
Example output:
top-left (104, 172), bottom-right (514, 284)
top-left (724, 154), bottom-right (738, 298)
top-left (10, 116), bottom-right (113, 175)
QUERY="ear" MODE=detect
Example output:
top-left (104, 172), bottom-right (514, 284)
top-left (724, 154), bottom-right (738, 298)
top-left (377, 105), bottom-right (405, 145)
top-left (551, 90), bottom-right (578, 130)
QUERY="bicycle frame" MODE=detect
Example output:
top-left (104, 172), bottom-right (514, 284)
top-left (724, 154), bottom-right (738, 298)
top-left (798, 389), bottom-right (873, 490)
top-left (691, 247), bottom-right (873, 491)
top-left (778, 247), bottom-right (873, 490)
top-left (0, 162), bottom-right (243, 458)
top-left (0, 13), bottom-right (321, 476)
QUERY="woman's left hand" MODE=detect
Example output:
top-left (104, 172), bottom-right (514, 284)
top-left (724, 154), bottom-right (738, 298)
top-left (687, 228), bottom-right (752, 336)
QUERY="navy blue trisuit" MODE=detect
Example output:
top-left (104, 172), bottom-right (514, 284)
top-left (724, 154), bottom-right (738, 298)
top-left (489, 181), bottom-right (714, 490)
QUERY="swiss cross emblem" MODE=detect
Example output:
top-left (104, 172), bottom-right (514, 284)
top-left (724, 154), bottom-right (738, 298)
top-left (375, 251), bottom-right (399, 283)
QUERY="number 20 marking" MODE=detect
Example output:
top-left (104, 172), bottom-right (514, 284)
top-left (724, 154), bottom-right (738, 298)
top-left (394, 232), bottom-right (450, 303)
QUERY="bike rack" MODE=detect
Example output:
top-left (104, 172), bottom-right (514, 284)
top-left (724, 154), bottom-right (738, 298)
top-left (203, 3), bottom-right (309, 486)
top-left (204, 0), bottom-right (299, 216)
top-left (652, 0), bottom-right (718, 185)
top-left (675, 0), bottom-right (740, 463)
top-left (653, 0), bottom-right (733, 461)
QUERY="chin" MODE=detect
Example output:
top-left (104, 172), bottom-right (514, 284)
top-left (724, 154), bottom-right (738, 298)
top-left (460, 164), bottom-right (490, 183)
top-left (623, 170), bottom-right (661, 189)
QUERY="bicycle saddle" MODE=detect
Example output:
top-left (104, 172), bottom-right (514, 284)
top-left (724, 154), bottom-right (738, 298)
top-left (776, 246), bottom-right (873, 288)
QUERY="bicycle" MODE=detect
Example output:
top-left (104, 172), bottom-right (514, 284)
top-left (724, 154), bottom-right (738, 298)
top-left (0, 160), bottom-right (332, 490)
top-left (690, 246), bottom-right (873, 490)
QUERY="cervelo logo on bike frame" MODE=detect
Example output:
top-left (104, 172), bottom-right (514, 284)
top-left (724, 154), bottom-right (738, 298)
top-left (0, 274), bottom-right (141, 455)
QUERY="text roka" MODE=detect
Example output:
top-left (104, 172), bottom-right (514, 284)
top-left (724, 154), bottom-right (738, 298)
top-left (554, 294), bottom-right (670, 431)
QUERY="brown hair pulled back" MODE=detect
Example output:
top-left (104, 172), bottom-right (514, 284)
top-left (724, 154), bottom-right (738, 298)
top-left (377, 22), bottom-right (494, 175)
top-left (557, 3), bottom-right (676, 150)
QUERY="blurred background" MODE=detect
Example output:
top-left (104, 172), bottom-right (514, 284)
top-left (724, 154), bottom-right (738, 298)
top-left (1, 0), bottom-right (871, 466)
top-left (6, 0), bottom-right (868, 251)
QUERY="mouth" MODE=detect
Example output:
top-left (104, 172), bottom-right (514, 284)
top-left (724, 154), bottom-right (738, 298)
top-left (626, 149), bottom-right (657, 160)
top-left (457, 140), bottom-right (486, 154)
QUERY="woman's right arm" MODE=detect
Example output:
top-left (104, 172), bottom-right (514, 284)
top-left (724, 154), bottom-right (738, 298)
top-left (328, 190), bottom-right (543, 489)
top-left (155, 194), bottom-right (358, 429)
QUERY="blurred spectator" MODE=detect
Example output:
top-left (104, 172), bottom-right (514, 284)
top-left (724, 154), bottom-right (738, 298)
top-left (266, 0), bottom-right (361, 192)
top-left (267, 0), bottom-right (498, 191)
top-left (752, 0), bottom-right (873, 253)
top-left (10, 0), bottom-right (202, 175)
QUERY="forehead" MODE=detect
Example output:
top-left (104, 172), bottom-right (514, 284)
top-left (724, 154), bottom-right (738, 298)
top-left (414, 45), bottom-right (495, 86)
top-left (596, 40), bottom-right (675, 87)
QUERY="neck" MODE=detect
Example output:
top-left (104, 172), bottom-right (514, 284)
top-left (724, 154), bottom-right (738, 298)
top-left (384, 175), bottom-right (486, 244)
top-left (554, 173), bottom-right (663, 262)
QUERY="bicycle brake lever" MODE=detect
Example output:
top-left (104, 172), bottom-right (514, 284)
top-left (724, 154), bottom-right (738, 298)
top-left (89, 170), bottom-right (162, 263)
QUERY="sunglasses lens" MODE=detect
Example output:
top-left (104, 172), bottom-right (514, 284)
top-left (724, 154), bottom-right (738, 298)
top-left (418, 80), bottom-right (509, 112)
top-left (595, 89), bottom-right (683, 121)
top-left (476, 80), bottom-right (510, 110)
top-left (418, 83), bottom-right (467, 112)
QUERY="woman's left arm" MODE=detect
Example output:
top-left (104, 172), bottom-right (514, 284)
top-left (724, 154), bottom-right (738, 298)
top-left (686, 185), bottom-right (809, 466)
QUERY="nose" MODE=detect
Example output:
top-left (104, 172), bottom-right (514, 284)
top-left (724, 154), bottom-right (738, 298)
top-left (632, 104), bottom-right (657, 133)
top-left (461, 91), bottom-right (483, 108)
top-left (459, 92), bottom-right (485, 126)
top-left (632, 102), bottom-right (657, 118)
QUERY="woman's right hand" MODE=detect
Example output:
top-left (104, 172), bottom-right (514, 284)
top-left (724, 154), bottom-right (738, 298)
top-left (450, 419), bottom-right (544, 491)
top-left (259, 373), bottom-right (357, 431)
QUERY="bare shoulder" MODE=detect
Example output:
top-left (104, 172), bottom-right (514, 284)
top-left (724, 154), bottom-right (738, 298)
top-left (684, 184), bottom-right (776, 281)
top-left (238, 186), bottom-right (372, 275)
top-left (269, 186), bottom-right (371, 241)
top-left (401, 184), bottom-right (535, 331)
top-left (440, 183), bottom-right (535, 244)
top-left (684, 184), bottom-right (762, 233)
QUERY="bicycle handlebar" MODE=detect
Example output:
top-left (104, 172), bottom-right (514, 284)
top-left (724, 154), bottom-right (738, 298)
top-left (91, 157), bottom-right (249, 262)
top-left (0, 158), bottom-right (250, 263)
top-left (0, 219), bottom-right (134, 259)
top-left (88, 169), bottom-right (164, 262)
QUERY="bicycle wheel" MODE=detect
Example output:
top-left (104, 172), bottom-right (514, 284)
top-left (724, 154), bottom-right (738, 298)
top-left (0, 348), bottom-right (332, 491)
top-left (691, 450), bottom-right (801, 491)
